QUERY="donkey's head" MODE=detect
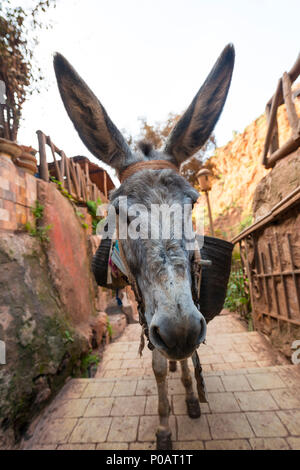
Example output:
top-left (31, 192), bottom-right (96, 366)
top-left (54, 45), bottom-right (234, 360)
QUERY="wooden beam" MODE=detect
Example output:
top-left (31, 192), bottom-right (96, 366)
top-left (204, 191), bottom-right (215, 236)
top-left (282, 71), bottom-right (299, 134)
top-left (232, 185), bottom-right (300, 243)
top-left (243, 239), bottom-right (258, 330)
top-left (69, 159), bottom-right (81, 198)
top-left (267, 134), bottom-right (300, 168)
top-left (61, 151), bottom-right (72, 194)
top-left (265, 53), bottom-right (300, 109)
top-left (59, 151), bottom-right (65, 188)
top-left (104, 171), bottom-right (108, 200)
top-left (49, 137), bottom-right (62, 182)
top-left (265, 101), bottom-right (279, 155)
top-left (36, 130), bottom-right (49, 181)
top-left (262, 78), bottom-right (282, 166)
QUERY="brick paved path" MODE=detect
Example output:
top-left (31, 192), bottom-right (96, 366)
top-left (22, 312), bottom-right (300, 450)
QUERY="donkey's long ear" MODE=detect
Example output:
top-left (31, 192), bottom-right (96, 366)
top-left (164, 44), bottom-right (235, 165)
top-left (53, 53), bottom-right (132, 171)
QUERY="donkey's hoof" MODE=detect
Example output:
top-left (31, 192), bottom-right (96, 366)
top-left (169, 361), bottom-right (177, 372)
top-left (186, 397), bottom-right (201, 419)
top-left (156, 431), bottom-right (172, 450)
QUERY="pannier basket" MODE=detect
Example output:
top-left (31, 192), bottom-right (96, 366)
top-left (92, 235), bottom-right (233, 321)
top-left (196, 235), bottom-right (233, 323)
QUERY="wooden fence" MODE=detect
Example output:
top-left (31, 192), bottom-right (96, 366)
top-left (262, 53), bottom-right (300, 168)
top-left (232, 187), bottom-right (300, 331)
top-left (36, 130), bottom-right (107, 204)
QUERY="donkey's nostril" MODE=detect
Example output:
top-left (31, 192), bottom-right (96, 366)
top-left (151, 326), bottom-right (168, 349)
top-left (150, 325), bottom-right (176, 350)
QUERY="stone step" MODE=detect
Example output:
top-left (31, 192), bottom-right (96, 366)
top-left (20, 308), bottom-right (300, 451)
top-left (205, 312), bottom-right (250, 335)
top-left (22, 364), bottom-right (300, 450)
top-left (96, 328), bottom-right (288, 379)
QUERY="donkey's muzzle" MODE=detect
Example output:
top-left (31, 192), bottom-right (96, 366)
top-left (149, 311), bottom-right (207, 361)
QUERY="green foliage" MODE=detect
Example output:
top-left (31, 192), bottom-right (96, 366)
top-left (106, 319), bottom-right (113, 339)
top-left (224, 266), bottom-right (253, 330)
top-left (135, 113), bottom-right (180, 149)
top-left (86, 198), bottom-right (102, 217)
top-left (224, 268), bottom-right (249, 311)
top-left (86, 198), bottom-right (103, 234)
top-left (214, 228), bottom-right (228, 239)
top-left (24, 200), bottom-right (52, 242)
top-left (0, 1), bottom-right (56, 139)
top-left (24, 221), bottom-right (52, 242)
top-left (75, 210), bottom-right (89, 229)
top-left (239, 214), bottom-right (253, 232)
top-left (64, 330), bottom-right (74, 344)
top-left (232, 246), bottom-right (242, 262)
top-left (81, 350), bottom-right (100, 378)
top-left (125, 114), bottom-right (216, 187)
top-left (50, 177), bottom-right (76, 202)
top-left (51, 178), bottom-right (104, 233)
top-left (75, 210), bottom-right (85, 219)
top-left (31, 200), bottom-right (44, 219)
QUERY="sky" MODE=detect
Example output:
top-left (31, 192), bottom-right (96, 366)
top-left (13, 0), bottom-right (300, 184)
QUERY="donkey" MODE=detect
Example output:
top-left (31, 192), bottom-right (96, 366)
top-left (53, 44), bottom-right (234, 449)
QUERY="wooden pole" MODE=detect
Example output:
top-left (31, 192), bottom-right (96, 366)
top-left (104, 171), bottom-right (108, 200)
top-left (205, 191), bottom-right (215, 236)
top-left (36, 130), bottom-right (49, 181)
top-left (282, 72), bottom-right (299, 134)
top-left (267, 134), bottom-right (300, 168)
top-left (261, 78), bottom-right (282, 167)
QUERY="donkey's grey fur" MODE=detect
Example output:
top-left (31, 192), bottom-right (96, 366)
top-left (53, 44), bottom-right (235, 449)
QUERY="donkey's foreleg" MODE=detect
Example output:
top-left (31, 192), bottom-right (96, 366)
top-left (152, 349), bottom-right (172, 450)
top-left (180, 359), bottom-right (201, 419)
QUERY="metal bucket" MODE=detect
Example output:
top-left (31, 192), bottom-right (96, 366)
top-left (196, 235), bottom-right (233, 323)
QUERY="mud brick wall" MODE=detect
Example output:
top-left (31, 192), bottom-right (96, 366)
top-left (0, 174), bottom-right (107, 448)
top-left (0, 153), bottom-right (36, 231)
top-left (0, 151), bottom-right (139, 448)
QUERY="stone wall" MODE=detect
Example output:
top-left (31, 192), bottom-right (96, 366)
top-left (0, 151), bottom-right (36, 231)
top-left (0, 149), bottom-right (113, 448)
top-left (252, 148), bottom-right (300, 220)
top-left (197, 99), bottom-right (300, 240)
